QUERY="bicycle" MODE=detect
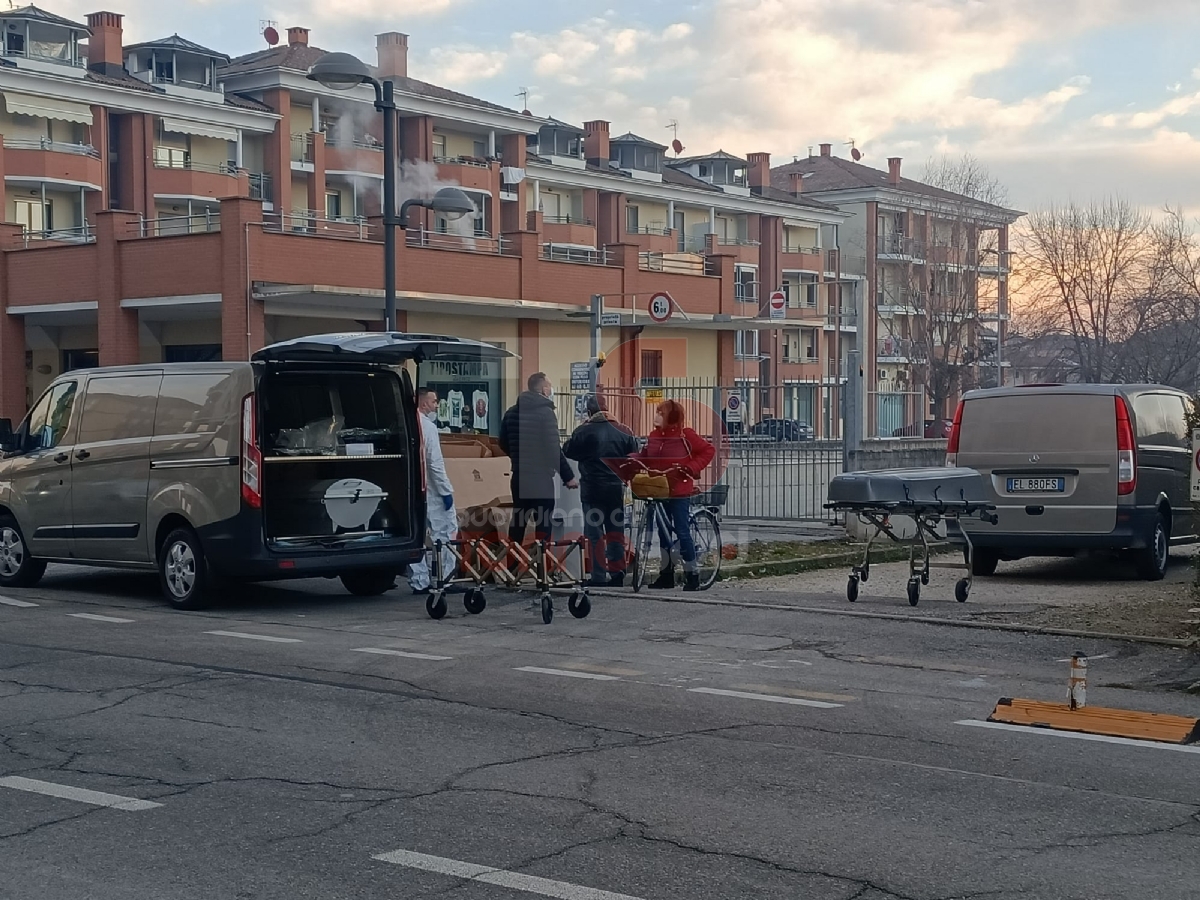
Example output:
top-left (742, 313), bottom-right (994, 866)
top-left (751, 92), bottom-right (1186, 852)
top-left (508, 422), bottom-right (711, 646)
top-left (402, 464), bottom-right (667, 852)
top-left (629, 475), bottom-right (726, 593)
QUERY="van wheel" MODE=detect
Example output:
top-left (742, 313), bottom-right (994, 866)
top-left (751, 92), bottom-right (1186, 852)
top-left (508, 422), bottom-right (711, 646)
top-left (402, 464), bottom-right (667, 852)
top-left (968, 548), bottom-right (999, 577)
top-left (159, 528), bottom-right (210, 610)
top-left (0, 515), bottom-right (46, 588)
top-left (340, 570), bottom-right (397, 597)
top-left (1134, 514), bottom-right (1170, 582)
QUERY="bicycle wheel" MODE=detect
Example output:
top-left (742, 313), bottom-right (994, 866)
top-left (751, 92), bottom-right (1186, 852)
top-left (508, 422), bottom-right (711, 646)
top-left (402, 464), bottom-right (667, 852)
top-left (689, 507), bottom-right (722, 590)
top-left (631, 502), bottom-right (658, 593)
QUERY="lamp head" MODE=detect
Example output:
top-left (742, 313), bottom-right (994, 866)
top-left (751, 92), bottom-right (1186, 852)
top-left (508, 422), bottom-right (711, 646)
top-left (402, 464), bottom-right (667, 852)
top-left (307, 52), bottom-right (372, 91)
top-left (430, 187), bottom-right (476, 220)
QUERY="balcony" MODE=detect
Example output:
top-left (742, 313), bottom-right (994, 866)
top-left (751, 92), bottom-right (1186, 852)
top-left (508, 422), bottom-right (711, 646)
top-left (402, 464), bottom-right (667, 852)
top-left (826, 249), bottom-right (867, 277)
top-left (19, 223), bottom-right (93, 248)
top-left (877, 234), bottom-right (925, 260)
top-left (325, 141), bottom-right (383, 177)
top-left (543, 215), bottom-right (596, 247)
top-left (627, 224), bottom-right (675, 254)
top-left (781, 244), bottom-right (823, 272)
top-left (152, 154), bottom-right (242, 201)
top-left (434, 155), bottom-right (495, 191)
top-left (3, 137), bottom-right (104, 187)
top-left (639, 251), bottom-right (705, 275)
top-left (137, 213), bottom-right (221, 237)
top-left (876, 290), bottom-right (926, 316)
top-left (825, 308), bottom-right (858, 329)
top-left (249, 172), bottom-right (272, 203)
top-left (407, 227), bottom-right (513, 256)
top-left (264, 209), bottom-right (371, 239)
top-left (542, 243), bottom-right (610, 266)
top-left (876, 337), bottom-right (927, 363)
top-left (781, 348), bottom-right (820, 366)
top-left (290, 133), bottom-right (313, 165)
top-left (734, 283), bottom-right (759, 305)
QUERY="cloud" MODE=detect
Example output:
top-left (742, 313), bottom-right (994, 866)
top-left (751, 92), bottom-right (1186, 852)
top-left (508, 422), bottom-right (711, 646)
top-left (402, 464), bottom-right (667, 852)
top-left (1092, 91), bottom-right (1200, 130)
top-left (273, 0), bottom-right (464, 26)
top-left (423, 47), bottom-right (508, 87)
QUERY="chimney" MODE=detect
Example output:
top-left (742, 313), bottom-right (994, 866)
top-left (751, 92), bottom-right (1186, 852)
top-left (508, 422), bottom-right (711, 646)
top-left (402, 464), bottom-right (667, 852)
top-left (85, 11), bottom-right (124, 76)
top-left (287, 27), bottom-right (309, 47)
top-left (377, 32), bottom-right (408, 79)
top-left (819, 143), bottom-right (832, 157)
top-left (584, 120), bottom-right (610, 165)
top-left (746, 152), bottom-right (770, 190)
top-left (788, 172), bottom-right (804, 196)
top-left (888, 157), bottom-right (902, 185)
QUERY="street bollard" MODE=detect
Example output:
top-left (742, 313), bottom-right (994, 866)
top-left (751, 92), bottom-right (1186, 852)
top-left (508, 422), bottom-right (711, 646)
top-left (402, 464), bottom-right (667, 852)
top-left (1068, 652), bottom-right (1087, 710)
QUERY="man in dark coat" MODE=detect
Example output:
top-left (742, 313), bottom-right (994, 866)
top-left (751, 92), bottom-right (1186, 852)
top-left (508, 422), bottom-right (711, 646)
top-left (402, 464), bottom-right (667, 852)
top-left (564, 395), bottom-right (639, 586)
top-left (498, 372), bottom-right (578, 548)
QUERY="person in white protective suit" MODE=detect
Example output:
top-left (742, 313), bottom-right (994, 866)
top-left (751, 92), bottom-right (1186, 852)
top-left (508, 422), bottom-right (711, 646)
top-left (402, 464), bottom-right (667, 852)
top-left (408, 389), bottom-right (459, 595)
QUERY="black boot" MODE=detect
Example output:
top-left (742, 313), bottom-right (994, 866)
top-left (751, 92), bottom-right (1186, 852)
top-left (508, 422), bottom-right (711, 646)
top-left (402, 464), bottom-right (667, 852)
top-left (649, 567), bottom-right (676, 589)
top-left (682, 571), bottom-right (701, 592)
top-left (608, 573), bottom-right (625, 588)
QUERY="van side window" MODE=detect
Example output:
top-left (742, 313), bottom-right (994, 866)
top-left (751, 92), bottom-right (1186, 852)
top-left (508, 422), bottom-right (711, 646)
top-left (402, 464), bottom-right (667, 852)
top-left (24, 382), bottom-right (78, 452)
top-left (77, 375), bottom-right (160, 444)
top-left (1163, 395), bottom-right (1190, 445)
top-left (1133, 394), bottom-right (1186, 448)
top-left (154, 374), bottom-right (228, 436)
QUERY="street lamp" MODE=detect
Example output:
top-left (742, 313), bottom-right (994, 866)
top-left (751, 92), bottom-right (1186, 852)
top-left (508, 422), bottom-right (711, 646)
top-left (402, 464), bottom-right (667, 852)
top-left (307, 53), bottom-right (475, 332)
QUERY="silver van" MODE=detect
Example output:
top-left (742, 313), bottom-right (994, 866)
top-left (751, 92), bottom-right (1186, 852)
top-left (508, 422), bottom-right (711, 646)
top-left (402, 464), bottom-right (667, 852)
top-left (949, 384), bottom-right (1197, 580)
top-left (0, 332), bottom-right (508, 609)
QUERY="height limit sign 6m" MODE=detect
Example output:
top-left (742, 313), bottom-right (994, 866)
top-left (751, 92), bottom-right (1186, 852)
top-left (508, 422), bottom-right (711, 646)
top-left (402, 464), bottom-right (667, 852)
top-left (648, 292), bottom-right (674, 324)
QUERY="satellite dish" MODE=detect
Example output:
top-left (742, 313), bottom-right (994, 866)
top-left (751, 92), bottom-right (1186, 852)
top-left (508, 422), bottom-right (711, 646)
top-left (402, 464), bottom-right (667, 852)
top-left (263, 26), bottom-right (279, 46)
top-left (851, 147), bottom-right (862, 161)
top-left (672, 138), bottom-right (684, 155)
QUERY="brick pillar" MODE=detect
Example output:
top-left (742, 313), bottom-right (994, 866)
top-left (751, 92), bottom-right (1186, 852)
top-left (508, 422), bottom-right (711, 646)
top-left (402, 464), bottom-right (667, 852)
top-left (400, 116), bottom-right (434, 230)
top-left (86, 106), bottom-right (108, 221)
top-left (506, 231), bottom-right (542, 302)
top-left (115, 113), bottom-right (151, 215)
top-left (264, 89), bottom-right (291, 218)
top-left (219, 198), bottom-right (267, 359)
top-left (307, 130), bottom-right (327, 215)
top-left (758, 215), bottom-right (783, 394)
top-left (0, 225), bottom-right (28, 419)
top-left (95, 211), bottom-right (143, 367)
top-left (517, 318), bottom-right (539, 387)
top-left (595, 192), bottom-right (621, 247)
top-left (500, 133), bottom-right (526, 233)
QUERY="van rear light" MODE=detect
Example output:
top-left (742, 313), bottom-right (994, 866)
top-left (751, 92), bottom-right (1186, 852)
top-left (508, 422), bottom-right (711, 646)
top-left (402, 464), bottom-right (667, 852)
top-left (1115, 395), bottom-right (1136, 495)
top-left (945, 401), bottom-right (964, 467)
top-left (241, 393), bottom-right (262, 509)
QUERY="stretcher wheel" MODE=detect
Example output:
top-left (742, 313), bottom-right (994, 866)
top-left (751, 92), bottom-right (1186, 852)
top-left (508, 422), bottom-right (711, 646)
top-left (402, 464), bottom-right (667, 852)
top-left (426, 592), bottom-right (448, 620)
top-left (464, 589), bottom-right (486, 615)
top-left (906, 579), bottom-right (920, 607)
top-left (846, 576), bottom-right (859, 603)
top-left (921, 570), bottom-right (930, 586)
top-left (860, 563), bottom-right (870, 583)
top-left (540, 593), bottom-right (554, 625)
top-left (568, 591), bottom-right (591, 619)
top-left (955, 579), bottom-right (970, 603)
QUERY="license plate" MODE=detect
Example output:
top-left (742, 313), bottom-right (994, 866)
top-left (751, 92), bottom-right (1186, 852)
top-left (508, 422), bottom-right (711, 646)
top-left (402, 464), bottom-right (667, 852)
top-left (1007, 477), bottom-right (1065, 493)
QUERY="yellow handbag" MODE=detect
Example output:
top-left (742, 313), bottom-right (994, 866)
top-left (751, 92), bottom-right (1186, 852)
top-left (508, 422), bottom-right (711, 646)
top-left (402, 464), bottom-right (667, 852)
top-left (631, 471), bottom-right (671, 500)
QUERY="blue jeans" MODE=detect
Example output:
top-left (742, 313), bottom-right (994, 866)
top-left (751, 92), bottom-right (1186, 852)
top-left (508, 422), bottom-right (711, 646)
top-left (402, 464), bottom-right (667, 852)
top-left (656, 498), bottom-right (697, 572)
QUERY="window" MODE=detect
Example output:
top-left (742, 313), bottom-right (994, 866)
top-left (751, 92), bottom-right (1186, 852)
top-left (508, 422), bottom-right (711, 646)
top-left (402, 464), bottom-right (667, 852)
top-left (325, 191), bottom-right (342, 220)
top-left (432, 133), bottom-right (446, 158)
top-left (62, 349), bottom-right (99, 373)
top-left (154, 58), bottom-right (174, 82)
top-left (13, 198), bottom-right (47, 234)
top-left (473, 139), bottom-right (487, 158)
top-left (626, 205), bottom-right (639, 234)
top-left (164, 344), bottom-right (222, 363)
top-left (735, 266), bottom-right (757, 303)
top-left (1133, 394), bottom-right (1188, 447)
top-left (154, 146), bottom-right (190, 169)
top-left (699, 164), bottom-right (709, 178)
top-left (154, 373), bottom-right (227, 436)
top-left (23, 381), bottom-right (77, 453)
top-left (735, 330), bottom-right (760, 359)
top-left (6, 32), bottom-right (24, 54)
top-left (640, 350), bottom-right (663, 386)
top-left (77, 375), bottom-right (159, 444)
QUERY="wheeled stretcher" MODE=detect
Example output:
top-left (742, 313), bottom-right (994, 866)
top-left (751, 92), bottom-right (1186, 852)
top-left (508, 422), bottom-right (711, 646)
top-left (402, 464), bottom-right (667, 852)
top-left (426, 534), bottom-right (593, 625)
top-left (824, 467), bottom-right (998, 606)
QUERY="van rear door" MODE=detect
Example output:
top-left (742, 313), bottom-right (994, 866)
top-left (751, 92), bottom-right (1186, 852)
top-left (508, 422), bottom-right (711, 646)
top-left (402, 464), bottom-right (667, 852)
top-left (956, 390), bottom-right (1118, 536)
top-left (251, 333), bottom-right (513, 366)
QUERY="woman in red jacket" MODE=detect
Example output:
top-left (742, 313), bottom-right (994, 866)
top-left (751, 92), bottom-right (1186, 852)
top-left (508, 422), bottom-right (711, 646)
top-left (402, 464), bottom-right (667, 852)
top-left (632, 399), bottom-right (716, 591)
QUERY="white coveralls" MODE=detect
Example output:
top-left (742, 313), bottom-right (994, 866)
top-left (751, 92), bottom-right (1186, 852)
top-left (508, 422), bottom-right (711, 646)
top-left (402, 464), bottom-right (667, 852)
top-left (408, 411), bottom-right (458, 591)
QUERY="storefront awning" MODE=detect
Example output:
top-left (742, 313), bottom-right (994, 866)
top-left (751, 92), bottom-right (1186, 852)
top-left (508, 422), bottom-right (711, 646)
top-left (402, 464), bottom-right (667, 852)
top-left (160, 117), bottom-right (238, 143)
top-left (3, 92), bottom-right (93, 125)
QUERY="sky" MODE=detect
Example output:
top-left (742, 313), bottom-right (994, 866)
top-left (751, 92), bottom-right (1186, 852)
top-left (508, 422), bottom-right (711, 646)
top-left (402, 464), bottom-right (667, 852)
top-left (52, 0), bottom-right (1200, 216)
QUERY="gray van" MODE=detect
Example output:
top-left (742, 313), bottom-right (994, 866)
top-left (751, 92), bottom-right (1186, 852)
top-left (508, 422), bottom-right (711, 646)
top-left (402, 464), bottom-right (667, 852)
top-left (949, 384), bottom-right (1197, 581)
top-left (0, 332), bottom-right (509, 609)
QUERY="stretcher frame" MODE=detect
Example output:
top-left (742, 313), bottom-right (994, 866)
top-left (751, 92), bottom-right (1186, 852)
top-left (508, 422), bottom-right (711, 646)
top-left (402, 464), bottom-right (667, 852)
top-left (425, 533), bottom-right (593, 624)
top-left (824, 498), bottom-right (998, 606)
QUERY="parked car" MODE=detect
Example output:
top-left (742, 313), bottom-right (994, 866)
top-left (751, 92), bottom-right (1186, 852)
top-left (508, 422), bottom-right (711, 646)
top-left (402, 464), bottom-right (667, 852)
top-left (891, 419), bottom-right (954, 438)
top-left (750, 418), bottom-right (814, 442)
top-left (0, 333), bottom-right (511, 609)
top-left (948, 383), bottom-right (1198, 580)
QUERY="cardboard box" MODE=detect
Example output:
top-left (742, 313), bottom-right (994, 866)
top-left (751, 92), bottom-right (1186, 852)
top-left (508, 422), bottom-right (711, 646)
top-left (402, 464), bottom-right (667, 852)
top-left (445, 456), bottom-right (512, 509)
top-left (439, 434), bottom-right (504, 458)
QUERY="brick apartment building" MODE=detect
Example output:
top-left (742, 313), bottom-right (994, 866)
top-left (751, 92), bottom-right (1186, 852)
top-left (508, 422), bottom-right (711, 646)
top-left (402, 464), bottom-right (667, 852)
top-left (0, 5), bottom-right (861, 438)
top-left (772, 146), bottom-right (1023, 436)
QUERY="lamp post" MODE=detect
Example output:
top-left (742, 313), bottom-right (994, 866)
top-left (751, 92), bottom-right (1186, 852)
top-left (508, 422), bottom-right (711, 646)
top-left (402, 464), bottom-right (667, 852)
top-left (307, 53), bottom-right (476, 332)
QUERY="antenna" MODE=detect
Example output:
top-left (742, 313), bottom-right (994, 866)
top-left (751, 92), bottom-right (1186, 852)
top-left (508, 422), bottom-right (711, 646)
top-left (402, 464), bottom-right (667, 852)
top-left (846, 138), bottom-right (862, 161)
top-left (259, 20), bottom-right (279, 46)
top-left (516, 86), bottom-right (530, 113)
top-left (666, 120), bottom-right (684, 157)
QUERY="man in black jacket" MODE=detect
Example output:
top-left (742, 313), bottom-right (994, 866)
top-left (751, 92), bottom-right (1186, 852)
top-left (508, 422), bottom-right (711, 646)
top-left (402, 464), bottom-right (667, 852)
top-left (564, 395), bottom-right (640, 586)
top-left (498, 372), bottom-right (578, 549)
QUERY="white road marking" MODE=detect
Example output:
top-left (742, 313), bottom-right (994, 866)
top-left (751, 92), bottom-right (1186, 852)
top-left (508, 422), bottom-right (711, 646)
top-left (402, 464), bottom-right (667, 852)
top-left (515, 666), bottom-right (620, 681)
top-left (373, 848), bottom-right (646, 900)
top-left (956, 720), bottom-right (1200, 754)
top-left (688, 687), bottom-right (843, 709)
top-left (68, 613), bottom-right (134, 624)
top-left (0, 776), bottom-right (162, 811)
top-left (0, 596), bottom-right (38, 608)
top-left (353, 647), bottom-right (453, 661)
top-left (204, 630), bottom-right (302, 644)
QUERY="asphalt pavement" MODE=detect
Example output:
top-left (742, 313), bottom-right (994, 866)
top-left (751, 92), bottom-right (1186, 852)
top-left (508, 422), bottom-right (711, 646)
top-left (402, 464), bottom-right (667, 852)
top-left (2, 562), bottom-right (1199, 900)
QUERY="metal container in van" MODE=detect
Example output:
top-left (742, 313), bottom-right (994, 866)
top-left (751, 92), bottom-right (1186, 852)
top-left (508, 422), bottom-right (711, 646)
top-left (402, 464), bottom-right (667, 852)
top-left (0, 332), bottom-right (510, 609)
top-left (948, 384), bottom-right (1197, 580)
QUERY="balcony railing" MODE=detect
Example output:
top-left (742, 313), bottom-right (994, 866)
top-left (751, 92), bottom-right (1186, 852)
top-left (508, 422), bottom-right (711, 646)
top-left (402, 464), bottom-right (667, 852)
top-left (735, 283), bottom-right (759, 303)
top-left (782, 349), bottom-right (820, 364)
top-left (249, 172), bottom-right (272, 203)
top-left (826, 308), bottom-right (858, 327)
top-left (290, 133), bottom-right (313, 163)
top-left (542, 243), bottom-right (610, 265)
top-left (876, 290), bottom-right (926, 313)
top-left (639, 251), bottom-right (706, 275)
top-left (4, 137), bottom-right (100, 158)
top-left (1, 45), bottom-right (84, 68)
top-left (407, 227), bottom-right (512, 255)
top-left (717, 237), bottom-right (760, 247)
top-left (877, 234), bottom-right (926, 258)
top-left (543, 215), bottom-right (593, 226)
top-left (264, 210), bottom-right (369, 238)
top-left (632, 223), bottom-right (670, 236)
top-left (433, 155), bottom-right (491, 169)
top-left (876, 337), bottom-right (928, 361)
top-left (152, 155), bottom-right (238, 175)
top-left (138, 213), bottom-right (220, 237)
top-left (21, 223), bottom-right (94, 247)
top-left (782, 244), bottom-right (820, 255)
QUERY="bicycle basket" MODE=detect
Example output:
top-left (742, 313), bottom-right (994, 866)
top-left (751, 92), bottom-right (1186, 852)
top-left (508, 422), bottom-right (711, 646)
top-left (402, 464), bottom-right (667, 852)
top-left (692, 484), bottom-right (728, 508)
top-left (631, 472), bottom-right (671, 500)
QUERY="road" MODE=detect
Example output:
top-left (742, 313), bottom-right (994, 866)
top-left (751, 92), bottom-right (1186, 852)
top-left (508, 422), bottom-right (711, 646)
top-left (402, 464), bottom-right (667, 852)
top-left (2, 562), bottom-right (1199, 900)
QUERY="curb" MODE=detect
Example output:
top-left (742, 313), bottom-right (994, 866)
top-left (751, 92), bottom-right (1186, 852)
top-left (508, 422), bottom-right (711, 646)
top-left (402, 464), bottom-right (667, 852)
top-left (573, 587), bottom-right (1200, 649)
top-left (720, 545), bottom-right (952, 580)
